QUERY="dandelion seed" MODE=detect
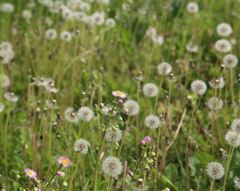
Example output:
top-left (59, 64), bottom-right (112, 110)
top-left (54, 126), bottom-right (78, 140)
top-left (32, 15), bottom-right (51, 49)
top-left (64, 108), bottom-right (79, 123)
top-left (216, 23), bottom-right (232, 36)
top-left (45, 29), bottom-right (57, 40)
top-left (57, 157), bottom-right (71, 168)
top-left (33, 77), bottom-right (53, 86)
top-left (74, 138), bottom-right (90, 154)
top-left (215, 39), bottom-right (232, 53)
top-left (78, 107), bottom-right (94, 122)
top-left (191, 80), bottom-right (207, 95)
top-left (92, 11), bottom-right (105, 25)
top-left (102, 156), bottom-right (123, 177)
top-left (186, 42), bottom-right (198, 52)
top-left (145, 115), bottom-right (161, 129)
top-left (143, 83), bottom-right (158, 97)
top-left (225, 131), bottom-right (240, 147)
top-left (105, 127), bottom-right (122, 142)
top-left (0, 3), bottom-right (14, 12)
top-left (206, 162), bottom-right (224, 180)
top-left (123, 100), bottom-right (140, 116)
top-left (24, 169), bottom-right (37, 178)
top-left (151, 35), bottom-right (164, 46)
top-left (231, 119), bottom-right (240, 133)
top-left (22, 10), bottom-right (32, 19)
top-left (79, 2), bottom-right (91, 12)
top-left (158, 62), bottom-right (172, 75)
top-left (0, 103), bottom-right (4, 112)
top-left (4, 92), bottom-right (18, 102)
top-left (209, 77), bottom-right (225, 89)
top-left (0, 74), bottom-right (10, 88)
top-left (61, 7), bottom-right (73, 20)
top-left (207, 97), bottom-right (223, 110)
top-left (60, 31), bottom-right (72, 42)
top-left (75, 11), bottom-right (86, 22)
top-left (186, 2), bottom-right (199, 13)
top-left (223, 54), bottom-right (238, 68)
top-left (234, 176), bottom-right (240, 189)
top-left (106, 18), bottom-right (116, 28)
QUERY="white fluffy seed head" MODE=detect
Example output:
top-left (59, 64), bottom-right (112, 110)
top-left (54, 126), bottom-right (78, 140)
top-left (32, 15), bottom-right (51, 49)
top-left (75, 11), bottom-right (86, 22)
top-left (74, 138), bottom-right (90, 154)
top-left (4, 92), bottom-right (19, 102)
top-left (106, 18), bottom-right (116, 28)
top-left (60, 31), bottom-right (72, 41)
top-left (186, 2), bottom-right (199, 13)
top-left (61, 7), bottom-right (73, 20)
top-left (46, 99), bottom-right (59, 109)
top-left (143, 83), bottom-right (158, 97)
top-left (216, 23), bottom-right (232, 36)
top-left (206, 162), bottom-right (225, 180)
top-left (209, 77), bottom-right (225, 89)
top-left (78, 107), bottom-right (94, 122)
top-left (123, 100), bottom-right (140, 116)
top-left (79, 2), bottom-right (91, 12)
top-left (145, 27), bottom-right (157, 37)
top-left (0, 103), bottom-right (4, 112)
top-left (45, 29), bottom-right (57, 40)
top-left (225, 131), bottom-right (240, 147)
top-left (186, 42), bottom-right (198, 52)
top-left (92, 11), bottom-right (105, 25)
top-left (0, 74), bottom-right (10, 88)
top-left (105, 127), bottom-right (122, 142)
top-left (151, 35), bottom-right (164, 46)
top-left (191, 80), bottom-right (207, 95)
top-left (234, 177), bottom-right (240, 189)
top-left (64, 108), bottom-right (79, 123)
top-left (158, 62), bottom-right (172, 75)
top-left (0, 3), bottom-right (14, 12)
top-left (215, 39), bottom-right (232, 53)
top-left (231, 119), bottom-right (240, 133)
top-left (102, 156), bottom-right (123, 177)
top-left (102, 105), bottom-right (117, 116)
top-left (145, 115), bottom-right (161, 129)
top-left (223, 54), bottom-right (238, 68)
top-left (207, 97), bottom-right (223, 110)
top-left (22, 10), bottom-right (32, 19)
top-left (97, 0), bottom-right (110, 5)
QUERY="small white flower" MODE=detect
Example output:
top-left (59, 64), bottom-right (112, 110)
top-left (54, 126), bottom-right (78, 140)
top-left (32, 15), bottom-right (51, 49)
top-left (102, 156), bottom-right (123, 177)
top-left (143, 83), bottom-right (158, 97)
top-left (223, 54), bottom-right (238, 68)
top-left (145, 115), bottom-right (161, 129)
top-left (74, 138), bottom-right (90, 154)
top-left (215, 39), bottom-right (232, 53)
top-left (158, 62), bottom-right (172, 75)
top-left (206, 162), bottom-right (224, 180)
top-left (186, 2), bottom-right (199, 13)
top-left (216, 23), bottom-right (232, 36)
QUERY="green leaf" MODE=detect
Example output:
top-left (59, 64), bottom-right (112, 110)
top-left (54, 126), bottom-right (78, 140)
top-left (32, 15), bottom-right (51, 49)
top-left (163, 163), bottom-right (179, 181)
top-left (195, 152), bottom-right (213, 165)
top-left (98, 182), bottom-right (108, 190)
top-left (161, 175), bottom-right (178, 191)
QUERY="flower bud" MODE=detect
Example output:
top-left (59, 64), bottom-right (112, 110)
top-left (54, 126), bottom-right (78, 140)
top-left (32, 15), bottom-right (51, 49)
top-left (99, 103), bottom-right (104, 108)
top-left (63, 181), bottom-right (68, 187)
top-left (118, 99), bottom-right (123, 104)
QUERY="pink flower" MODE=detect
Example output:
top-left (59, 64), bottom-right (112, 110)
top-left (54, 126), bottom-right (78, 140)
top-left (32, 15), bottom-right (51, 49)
top-left (57, 157), bottom-right (71, 168)
top-left (56, 171), bottom-right (65, 177)
top-left (24, 168), bottom-right (37, 178)
top-left (112, 90), bottom-right (127, 99)
top-left (123, 108), bottom-right (129, 114)
top-left (140, 140), bottom-right (145, 145)
top-left (118, 99), bottom-right (123, 104)
top-left (143, 136), bottom-right (151, 143)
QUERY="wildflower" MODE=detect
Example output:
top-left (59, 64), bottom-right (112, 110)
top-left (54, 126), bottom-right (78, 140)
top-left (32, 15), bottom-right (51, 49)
top-left (209, 77), bottom-right (225, 89)
top-left (4, 92), bottom-right (18, 102)
top-left (106, 18), bottom-right (116, 28)
top-left (191, 80), bottom-right (207, 95)
top-left (118, 99), bottom-right (123, 104)
top-left (223, 54), bottom-right (238, 68)
top-left (124, 108), bottom-right (129, 114)
top-left (216, 23), bottom-right (232, 36)
top-left (60, 31), bottom-right (72, 42)
top-left (143, 83), bottom-right (158, 97)
top-left (225, 131), bottom-right (240, 147)
top-left (57, 157), bottom-right (71, 168)
top-left (231, 119), bottom-right (240, 133)
top-left (143, 136), bottom-right (151, 143)
top-left (123, 100), bottom-right (140, 116)
top-left (24, 169), bottom-right (37, 178)
top-left (207, 97), bottom-right (223, 110)
top-left (158, 62), bottom-right (172, 75)
top-left (234, 176), bottom-right (240, 189)
top-left (56, 171), bottom-right (65, 177)
top-left (64, 108), bottom-right (79, 123)
top-left (112, 90), bottom-right (127, 99)
top-left (0, 3), bottom-right (14, 12)
top-left (206, 162), bottom-right (224, 180)
top-left (22, 10), bottom-right (32, 19)
top-left (74, 139), bottom-right (90, 154)
top-left (45, 29), bottom-right (57, 40)
top-left (140, 140), bottom-right (145, 145)
top-left (0, 74), bottom-right (10, 88)
top-left (145, 115), bottom-right (161, 129)
top-left (215, 39), bottom-right (232, 53)
top-left (102, 156), bottom-right (123, 177)
top-left (186, 42), bottom-right (198, 52)
top-left (151, 35), bottom-right (164, 45)
top-left (105, 127), bottom-right (122, 142)
top-left (186, 2), bottom-right (199, 13)
top-left (78, 107), bottom-right (94, 122)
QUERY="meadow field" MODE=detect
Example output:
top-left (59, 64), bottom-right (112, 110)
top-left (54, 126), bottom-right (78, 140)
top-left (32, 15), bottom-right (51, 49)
top-left (0, 0), bottom-right (240, 190)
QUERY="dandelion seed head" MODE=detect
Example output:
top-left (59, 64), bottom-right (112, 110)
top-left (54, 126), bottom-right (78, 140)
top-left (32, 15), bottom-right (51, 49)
top-left (105, 127), bottom-right (123, 142)
top-left (4, 92), bottom-right (18, 102)
top-left (0, 3), bottom-right (14, 12)
top-left (145, 115), bottom-right (161, 129)
top-left (106, 18), bottom-right (116, 28)
top-left (92, 11), bottom-right (105, 25)
top-left (74, 138), bottom-right (90, 154)
top-left (225, 131), bottom-right (240, 147)
top-left (216, 23), bottom-right (232, 36)
top-left (186, 42), bottom-right (198, 52)
top-left (186, 2), bottom-right (199, 13)
top-left (75, 11), bottom-right (86, 22)
top-left (206, 162), bottom-right (224, 180)
top-left (231, 119), bottom-right (240, 133)
top-left (78, 107), bottom-right (94, 122)
top-left (102, 156), bottom-right (123, 177)
top-left (0, 103), bottom-right (4, 112)
top-left (123, 100), bottom-right (140, 116)
top-left (223, 54), bottom-right (238, 68)
top-left (0, 74), bottom-right (10, 88)
top-left (207, 97), bottom-right (223, 110)
top-left (209, 77), bottom-right (225, 89)
top-left (234, 176), bottom-right (240, 189)
top-left (60, 31), bottom-right (72, 42)
top-left (61, 7), bottom-right (73, 20)
top-left (143, 83), bottom-right (158, 97)
top-left (97, 0), bottom-right (110, 5)
top-left (45, 29), bottom-right (57, 40)
top-left (102, 105), bottom-right (117, 116)
top-left (158, 62), bottom-right (172, 75)
top-left (145, 27), bottom-right (157, 37)
top-left (45, 82), bottom-right (58, 93)
top-left (64, 108), bottom-right (79, 123)
top-left (46, 99), bottom-right (59, 109)
top-left (132, 185), bottom-right (149, 191)
top-left (151, 35), bottom-right (164, 46)
top-left (191, 80), bottom-right (207, 95)
top-left (22, 10), bottom-right (32, 19)
top-left (215, 39), bottom-right (232, 53)
top-left (79, 2), bottom-right (91, 12)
